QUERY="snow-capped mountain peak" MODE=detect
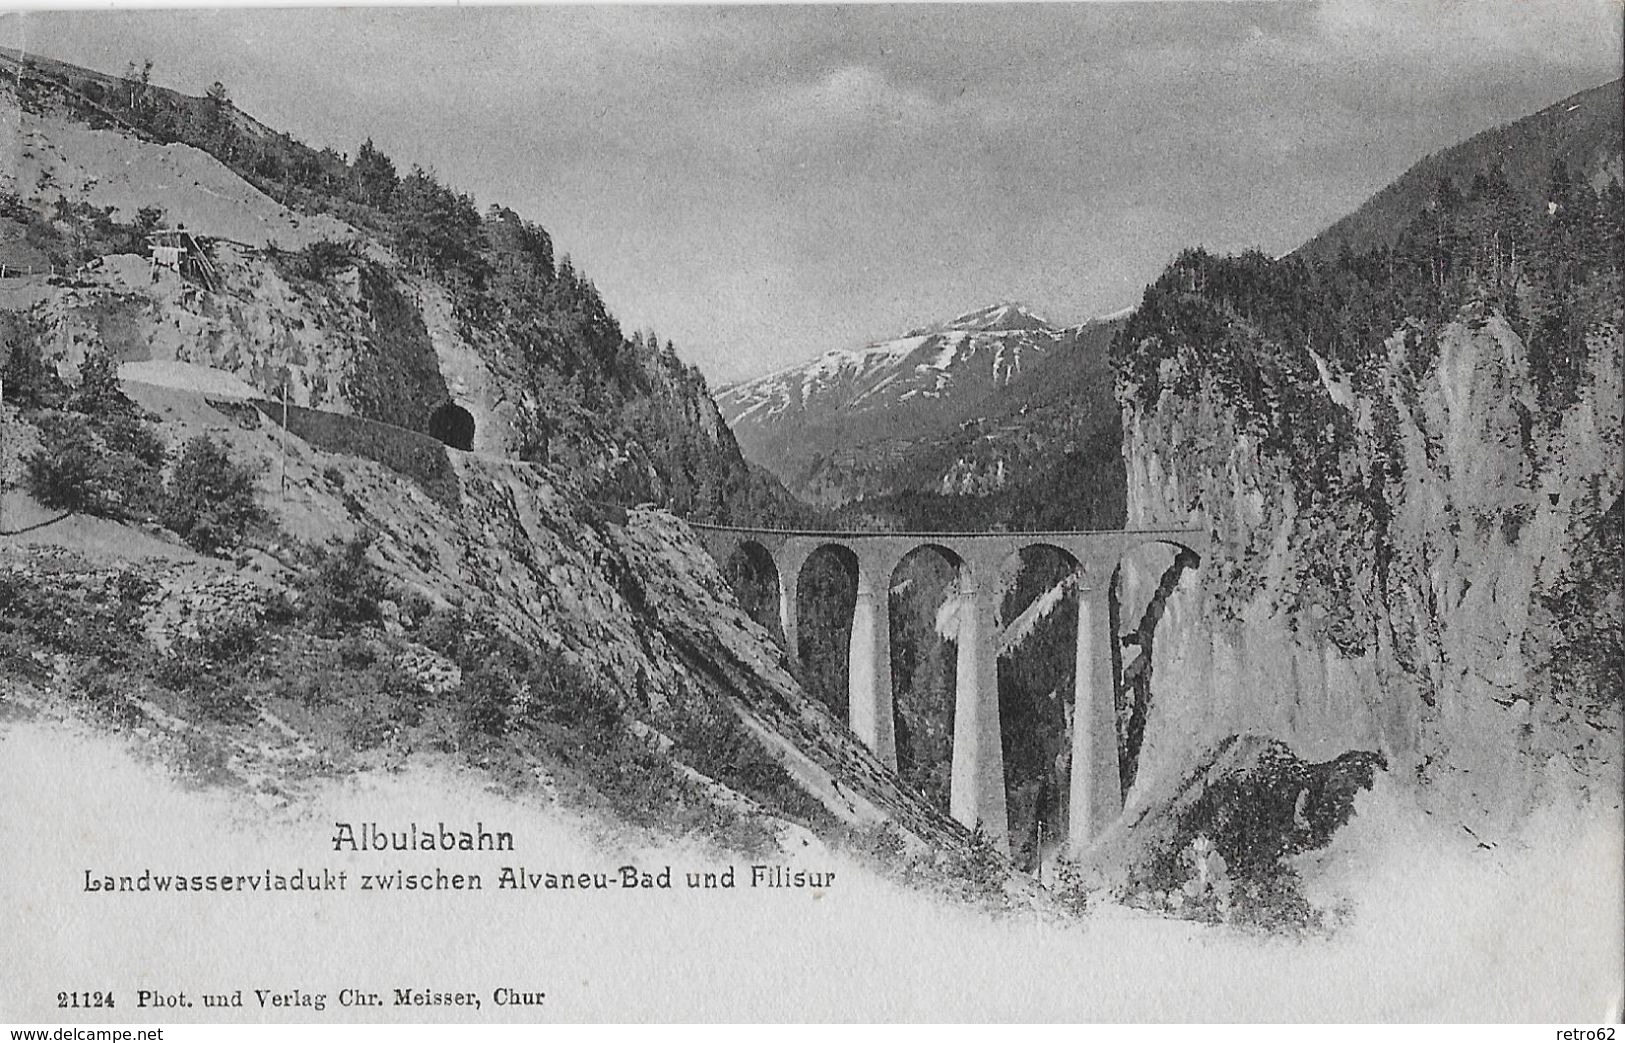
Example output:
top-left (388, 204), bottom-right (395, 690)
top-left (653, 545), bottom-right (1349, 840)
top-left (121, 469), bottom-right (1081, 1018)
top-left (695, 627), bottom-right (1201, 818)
top-left (908, 301), bottom-right (1056, 337)
top-left (716, 301), bottom-right (1071, 466)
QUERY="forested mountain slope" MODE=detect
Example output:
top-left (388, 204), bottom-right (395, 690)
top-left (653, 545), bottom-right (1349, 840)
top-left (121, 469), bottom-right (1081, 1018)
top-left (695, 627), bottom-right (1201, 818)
top-left (0, 47), bottom-right (800, 525)
top-left (1297, 78), bottom-right (1622, 264)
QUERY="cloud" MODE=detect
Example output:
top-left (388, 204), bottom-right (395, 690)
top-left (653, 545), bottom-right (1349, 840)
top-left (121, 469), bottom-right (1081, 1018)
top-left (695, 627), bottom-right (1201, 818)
top-left (761, 65), bottom-right (951, 142)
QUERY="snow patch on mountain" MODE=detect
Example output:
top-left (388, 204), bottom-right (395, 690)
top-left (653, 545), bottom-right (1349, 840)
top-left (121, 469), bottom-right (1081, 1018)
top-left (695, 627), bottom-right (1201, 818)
top-left (714, 300), bottom-right (1122, 506)
top-left (717, 302), bottom-right (1069, 431)
top-left (917, 301), bottom-right (1056, 335)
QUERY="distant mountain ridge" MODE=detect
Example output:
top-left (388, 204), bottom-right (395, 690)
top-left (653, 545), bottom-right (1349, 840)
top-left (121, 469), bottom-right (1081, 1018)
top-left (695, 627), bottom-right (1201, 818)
top-left (1297, 78), bottom-right (1622, 262)
top-left (718, 302), bottom-right (1121, 511)
top-left (721, 301), bottom-right (1060, 429)
top-left (827, 315), bottom-right (1126, 532)
top-left (907, 301), bottom-right (1060, 335)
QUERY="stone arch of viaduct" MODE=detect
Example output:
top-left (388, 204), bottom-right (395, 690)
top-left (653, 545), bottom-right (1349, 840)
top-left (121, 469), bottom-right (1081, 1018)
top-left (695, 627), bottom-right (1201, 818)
top-left (691, 523), bottom-right (1205, 854)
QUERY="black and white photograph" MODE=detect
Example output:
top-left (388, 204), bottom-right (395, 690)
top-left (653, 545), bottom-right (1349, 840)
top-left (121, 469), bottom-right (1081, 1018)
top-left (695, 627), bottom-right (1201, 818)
top-left (0, 1), bottom-right (1620, 1026)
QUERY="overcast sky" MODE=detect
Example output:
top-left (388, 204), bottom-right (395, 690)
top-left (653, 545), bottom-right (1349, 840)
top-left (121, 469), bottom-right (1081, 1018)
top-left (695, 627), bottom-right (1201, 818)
top-left (2, 2), bottom-right (1619, 384)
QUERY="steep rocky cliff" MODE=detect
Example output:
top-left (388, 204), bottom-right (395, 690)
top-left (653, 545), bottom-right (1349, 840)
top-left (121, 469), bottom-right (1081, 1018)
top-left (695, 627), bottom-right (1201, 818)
top-left (1119, 311), bottom-right (1619, 811)
top-left (1110, 158), bottom-right (1622, 830)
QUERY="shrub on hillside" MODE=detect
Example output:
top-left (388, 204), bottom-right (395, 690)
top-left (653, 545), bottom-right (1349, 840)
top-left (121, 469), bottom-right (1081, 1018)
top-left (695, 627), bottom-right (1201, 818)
top-left (114, 568), bottom-right (157, 607)
top-left (156, 609), bottom-right (263, 697)
top-left (670, 702), bottom-right (834, 829)
top-left (161, 436), bottom-right (264, 554)
top-left (189, 677), bottom-right (260, 726)
top-left (412, 605), bottom-right (468, 658)
top-left (0, 567), bottom-right (143, 664)
top-left (101, 451), bottom-right (167, 521)
top-left (299, 533), bottom-right (392, 633)
top-left (337, 634), bottom-right (378, 669)
top-left (67, 351), bottom-right (133, 417)
top-left (397, 589), bottom-right (435, 629)
top-left (526, 648), bottom-right (620, 732)
top-left (295, 238), bottom-right (354, 280)
top-left (942, 828), bottom-right (1010, 905)
top-left (101, 413), bottom-right (167, 467)
top-left (1049, 859), bottom-right (1095, 918)
top-left (191, 608), bottom-right (263, 663)
top-left (22, 413), bottom-right (104, 513)
top-left (22, 406), bottom-right (166, 521)
top-left (0, 318), bottom-right (65, 410)
top-left (458, 663), bottom-right (515, 739)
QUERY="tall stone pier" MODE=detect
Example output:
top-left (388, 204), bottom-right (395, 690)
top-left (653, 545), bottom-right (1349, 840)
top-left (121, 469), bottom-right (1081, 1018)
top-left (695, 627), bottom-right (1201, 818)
top-left (847, 554), bottom-right (897, 769)
top-left (949, 578), bottom-right (1008, 848)
top-left (1066, 580), bottom-right (1122, 854)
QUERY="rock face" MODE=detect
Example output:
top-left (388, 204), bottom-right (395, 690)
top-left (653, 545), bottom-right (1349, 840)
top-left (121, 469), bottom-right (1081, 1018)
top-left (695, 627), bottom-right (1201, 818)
top-left (1113, 308), bottom-right (1621, 826)
top-left (1085, 734), bottom-right (1386, 924)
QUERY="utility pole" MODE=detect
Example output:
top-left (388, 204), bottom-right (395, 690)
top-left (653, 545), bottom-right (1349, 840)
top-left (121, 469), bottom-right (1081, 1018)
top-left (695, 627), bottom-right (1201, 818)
top-left (1035, 820), bottom-right (1043, 885)
top-left (0, 373), bottom-right (6, 535)
top-left (279, 376), bottom-right (289, 508)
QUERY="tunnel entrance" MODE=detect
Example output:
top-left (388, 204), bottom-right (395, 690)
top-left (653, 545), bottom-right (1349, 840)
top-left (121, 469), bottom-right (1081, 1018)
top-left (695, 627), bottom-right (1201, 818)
top-left (428, 401), bottom-right (475, 451)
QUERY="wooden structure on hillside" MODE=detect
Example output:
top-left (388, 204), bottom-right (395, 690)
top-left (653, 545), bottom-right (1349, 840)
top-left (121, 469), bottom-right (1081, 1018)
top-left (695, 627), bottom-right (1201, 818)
top-left (147, 227), bottom-right (217, 290)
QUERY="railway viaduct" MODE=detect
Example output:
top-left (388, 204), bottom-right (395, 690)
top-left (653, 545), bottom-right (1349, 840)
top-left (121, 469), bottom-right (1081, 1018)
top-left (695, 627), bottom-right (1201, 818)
top-left (690, 523), bottom-right (1204, 855)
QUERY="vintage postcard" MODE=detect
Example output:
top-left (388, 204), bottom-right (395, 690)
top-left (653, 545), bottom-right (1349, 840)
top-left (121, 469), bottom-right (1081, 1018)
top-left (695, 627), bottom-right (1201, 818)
top-left (0, 2), bottom-right (1621, 1027)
